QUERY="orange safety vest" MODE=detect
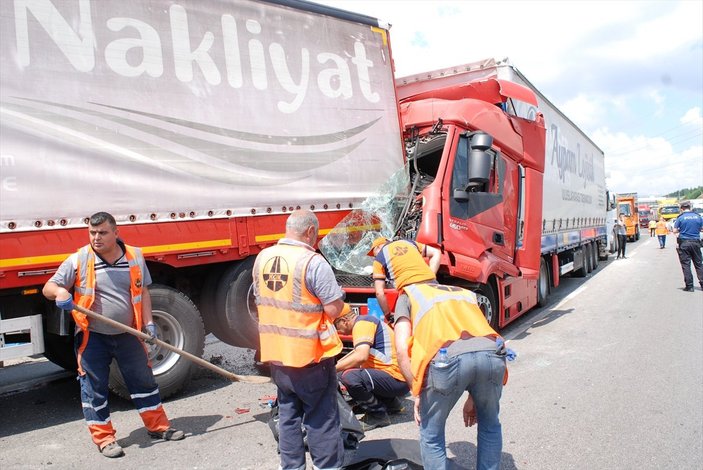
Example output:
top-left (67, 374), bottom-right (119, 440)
top-left (255, 243), bottom-right (342, 367)
top-left (404, 283), bottom-right (503, 395)
top-left (655, 220), bottom-right (668, 236)
top-left (72, 244), bottom-right (145, 332)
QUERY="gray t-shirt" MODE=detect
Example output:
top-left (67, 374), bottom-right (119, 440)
top-left (394, 293), bottom-right (496, 357)
top-left (49, 246), bottom-right (152, 335)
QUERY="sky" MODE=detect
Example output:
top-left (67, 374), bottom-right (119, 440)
top-left (319, 0), bottom-right (703, 198)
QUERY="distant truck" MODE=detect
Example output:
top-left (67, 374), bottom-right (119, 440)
top-left (658, 204), bottom-right (681, 221)
top-left (352, 57), bottom-right (610, 330)
top-left (616, 193), bottom-right (640, 241)
top-left (638, 204), bottom-right (653, 229)
top-left (0, 0), bottom-right (404, 396)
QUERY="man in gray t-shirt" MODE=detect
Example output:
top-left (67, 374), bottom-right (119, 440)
top-left (49, 251), bottom-right (152, 335)
top-left (43, 212), bottom-right (183, 458)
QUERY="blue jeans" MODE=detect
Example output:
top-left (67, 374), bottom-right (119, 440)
top-left (658, 235), bottom-right (666, 247)
top-left (419, 350), bottom-right (506, 470)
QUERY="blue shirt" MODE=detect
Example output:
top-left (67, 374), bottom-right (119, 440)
top-left (674, 211), bottom-right (703, 240)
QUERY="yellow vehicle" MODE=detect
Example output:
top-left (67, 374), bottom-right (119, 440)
top-left (616, 194), bottom-right (640, 241)
top-left (658, 204), bottom-right (681, 221)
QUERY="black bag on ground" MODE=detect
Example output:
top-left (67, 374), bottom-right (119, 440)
top-left (268, 390), bottom-right (365, 451)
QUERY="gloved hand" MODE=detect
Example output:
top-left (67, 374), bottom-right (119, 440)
top-left (56, 297), bottom-right (75, 311)
top-left (496, 337), bottom-right (517, 362)
top-left (144, 324), bottom-right (158, 344)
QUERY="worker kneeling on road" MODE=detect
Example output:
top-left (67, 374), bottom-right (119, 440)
top-left (334, 303), bottom-right (409, 431)
top-left (394, 282), bottom-right (512, 470)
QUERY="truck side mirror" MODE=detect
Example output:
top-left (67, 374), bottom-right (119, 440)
top-left (466, 132), bottom-right (493, 189)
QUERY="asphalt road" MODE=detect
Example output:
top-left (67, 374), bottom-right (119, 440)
top-left (1, 235), bottom-right (701, 469)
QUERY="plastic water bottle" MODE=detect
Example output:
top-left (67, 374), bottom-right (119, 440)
top-left (435, 348), bottom-right (449, 368)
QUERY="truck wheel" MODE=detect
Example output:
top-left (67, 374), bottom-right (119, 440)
top-left (592, 242), bottom-right (600, 268)
top-left (573, 249), bottom-right (587, 277)
top-left (635, 227), bottom-right (640, 241)
top-left (537, 257), bottom-right (550, 307)
top-left (214, 258), bottom-right (260, 350)
top-left (585, 244), bottom-right (593, 273)
top-left (475, 284), bottom-right (499, 330)
top-left (109, 285), bottom-right (205, 400)
top-left (199, 264), bottom-right (227, 335)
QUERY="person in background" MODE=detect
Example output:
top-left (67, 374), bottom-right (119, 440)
top-left (42, 212), bottom-right (184, 458)
top-left (334, 304), bottom-right (409, 431)
top-left (253, 209), bottom-right (346, 470)
top-left (648, 218), bottom-right (656, 237)
top-left (672, 201), bottom-right (703, 292)
top-left (655, 216), bottom-right (668, 249)
top-left (615, 214), bottom-right (628, 259)
top-left (369, 237), bottom-right (441, 319)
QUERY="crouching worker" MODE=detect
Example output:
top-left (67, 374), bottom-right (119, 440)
top-left (394, 283), bottom-right (510, 470)
top-left (334, 304), bottom-right (409, 431)
top-left (42, 212), bottom-right (184, 458)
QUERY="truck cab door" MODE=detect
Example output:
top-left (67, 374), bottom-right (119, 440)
top-left (442, 131), bottom-right (519, 263)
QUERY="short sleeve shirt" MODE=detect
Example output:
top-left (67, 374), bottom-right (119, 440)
top-left (49, 246), bottom-right (152, 334)
top-left (351, 315), bottom-right (404, 381)
top-left (277, 238), bottom-right (343, 305)
top-left (674, 212), bottom-right (703, 240)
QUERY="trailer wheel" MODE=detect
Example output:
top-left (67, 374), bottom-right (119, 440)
top-left (585, 244), bottom-right (593, 274)
top-left (573, 249), bottom-right (587, 278)
top-left (215, 258), bottom-right (260, 350)
top-left (43, 330), bottom-right (76, 371)
top-left (109, 285), bottom-right (205, 400)
top-left (537, 257), bottom-right (550, 307)
top-left (475, 284), bottom-right (499, 330)
top-left (592, 242), bottom-right (600, 268)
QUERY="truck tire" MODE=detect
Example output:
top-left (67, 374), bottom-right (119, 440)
top-left (635, 227), bottom-right (640, 241)
top-left (214, 258), bottom-right (260, 350)
top-left (475, 283), bottom-right (499, 330)
top-left (592, 242), bottom-right (600, 268)
top-left (537, 257), bottom-right (550, 307)
top-left (573, 249), bottom-right (587, 278)
top-left (199, 264), bottom-right (227, 335)
top-left (109, 285), bottom-right (205, 400)
top-left (585, 244), bottom-right (593, 273)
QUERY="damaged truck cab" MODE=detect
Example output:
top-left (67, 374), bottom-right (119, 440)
top-left (396, 78), bottom-right (546, 329)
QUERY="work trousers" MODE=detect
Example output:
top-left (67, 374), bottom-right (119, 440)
top-left (270, 358), bottom-right (343, 470)
top-left (75, 331), bottom-right (170, 449)
top-left (419, 350), bottom-right (506, 470)
top-left (658, 235), bottom-right (666, 248)
top-left (339, 368), bottom-right (409, 413)
top-left (617, 234), bottom-right (627, 258)
top-left (676, 239), bottom-right (703, 289)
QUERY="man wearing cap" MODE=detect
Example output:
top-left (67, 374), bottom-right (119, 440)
top-left (673, 201), bottom-right (703, 292)
top-left (334, 303), bottom-right (409, 431)
top-left (368, 237), bottom-right (441, 319)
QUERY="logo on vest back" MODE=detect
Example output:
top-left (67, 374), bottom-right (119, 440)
top-left (392, 245), bottom-right (409, 256)
top-left (263, 256), bottom-right (289, 292)
top-left (135, 278), bottom-right (142, 288)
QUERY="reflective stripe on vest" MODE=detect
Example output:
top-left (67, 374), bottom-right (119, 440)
top-left (255, 243), bottom-right (341, 367)
top-left (72, 244), bottom-right (144, 332)
top-left (404, 283), bottom-right (501, 395)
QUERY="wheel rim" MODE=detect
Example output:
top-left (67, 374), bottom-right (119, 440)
top-left (149, 309), bottom-right (186, 376)
top-left (476, 292), bottom-right (494, 324)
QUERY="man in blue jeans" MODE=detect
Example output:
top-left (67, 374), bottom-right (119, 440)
top-left (394, 282), bottom-right (509, 470)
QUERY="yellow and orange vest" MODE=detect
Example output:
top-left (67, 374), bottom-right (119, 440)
top-left (403, 283), bottom-right (503, 395)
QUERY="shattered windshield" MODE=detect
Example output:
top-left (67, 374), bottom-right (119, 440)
top-left (319, 166), bottom-right (411, 275)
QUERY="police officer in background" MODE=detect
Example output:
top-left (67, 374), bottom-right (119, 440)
top-left (673, 201), bottom-right (703, 292)
top-left (253, 209), bottom-right (346, 470)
